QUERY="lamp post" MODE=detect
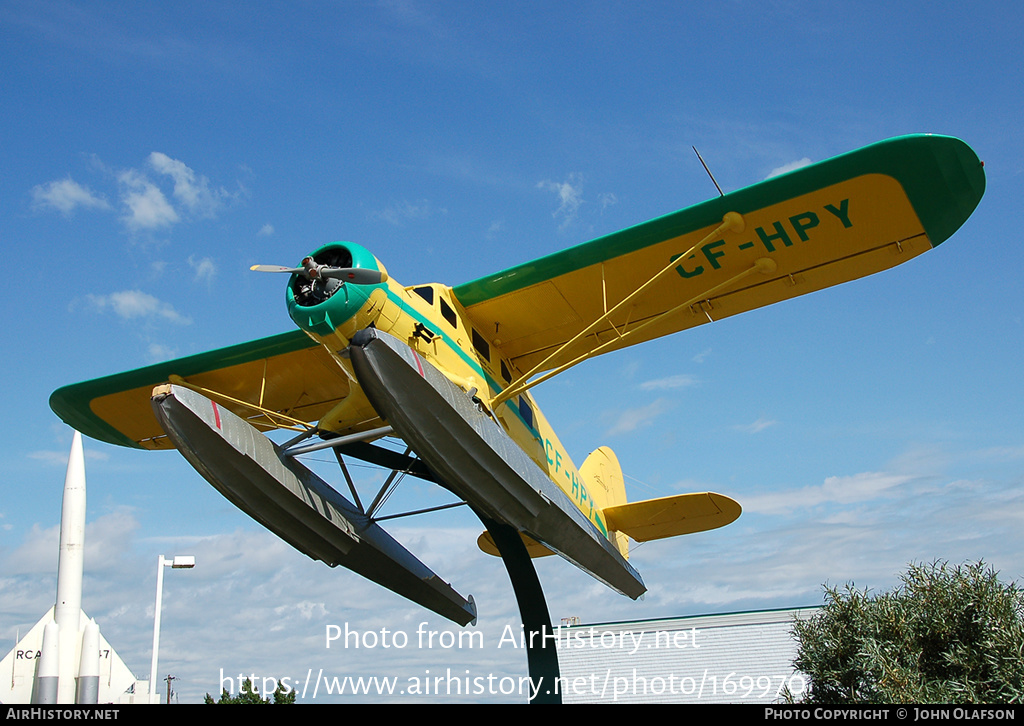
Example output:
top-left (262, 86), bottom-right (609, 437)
top-left (150, 555), bottom-right (195, 703)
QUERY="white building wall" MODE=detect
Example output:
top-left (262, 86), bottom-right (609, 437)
top-left (553, 607), bottom-right (817, 704)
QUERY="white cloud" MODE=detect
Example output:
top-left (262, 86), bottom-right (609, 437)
top-left (148, 152), bottom-right (227, 217)
top-left (733, 416), bottom-right (778, 433)
top-left (31, 177), bottom-right (110, 215)
top-left (742, 471), bottom-right (915, 515)
top-left (371, 199), bottom-right (445, 226)
top-left (605, 399), bottom-right (670, 437)
top-left (118, 169), bottom-right (179, 231)
top-left (766, 157), bottom-right (812, 179)
top-left (33, 154), bottom-right (236, 234)
top-left (485, 220), bottom-right (504, 240)
top-left (638, 374), bottom-right (697, 391)
top-left (258, 223), bottom-right (275, 236)
top-left (147, 342), bottom-right (178, 362)
top-left (977, 445), bottom-right (1024, 461)
top-left (86, 290), bottom-right (191, 324)
top-left (274, 600), bottom-right (328, 621)
top-left (27, 448), bottom-right (108, 466)
top-left (3, 509), bottom-right (139, 576)
top-left (189, 255), bottom-right (217, 284)
top-left (537, 173), bottom-right (583, 229)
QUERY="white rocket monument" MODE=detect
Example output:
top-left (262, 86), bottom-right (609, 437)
top-left (0, 432), bottom-right (144, 704)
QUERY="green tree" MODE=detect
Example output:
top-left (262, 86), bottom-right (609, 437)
top-left (204, 678), bottom-right (296, 704)
top-left (791, 561), bottom-right (1024, 704)
top-left (272, 682), bottom-right (297, 704)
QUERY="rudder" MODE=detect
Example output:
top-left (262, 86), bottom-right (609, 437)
top-left (579, 446), bottom-right (629, 559)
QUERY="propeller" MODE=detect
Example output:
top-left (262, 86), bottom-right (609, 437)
top-left (250, 257), bottom-right (388, 285)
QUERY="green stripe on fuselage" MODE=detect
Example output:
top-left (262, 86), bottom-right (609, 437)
top-left (380, 287), bottom-right (540, 437)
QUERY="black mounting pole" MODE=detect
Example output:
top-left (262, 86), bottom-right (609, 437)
top-left (479, 514), bottom-right (561, 704)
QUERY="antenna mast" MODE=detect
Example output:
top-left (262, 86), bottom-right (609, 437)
top-left (692, 146), bottom-right (724, 197)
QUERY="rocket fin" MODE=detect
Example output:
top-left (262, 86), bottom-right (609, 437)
top-left (0, 608), bottom-right (138, 705)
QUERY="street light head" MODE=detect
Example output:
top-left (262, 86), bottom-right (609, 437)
top-left (170, 556), bottom-right (195, 569)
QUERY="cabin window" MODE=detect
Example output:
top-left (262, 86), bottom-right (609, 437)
top-left (501, 360), bottom-right (512, 384)
top-left (412, 286), bottom-right (434, 305)
top-left (471, 329), bottom-right (490, 361)
top-left (440, 298), bottom-right (457, 328)
top-left (518, 397), bottom-right (534, 429)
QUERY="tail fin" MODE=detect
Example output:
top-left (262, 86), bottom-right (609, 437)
top-left (579, 446), bottom-right (629, 559)
top-left (583, 447), bottom-right (741, 552)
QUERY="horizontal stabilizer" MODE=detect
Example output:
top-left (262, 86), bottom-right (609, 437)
top-left (150, 383), bottom-right (477, 626)
top-left (476, 531), bottom-right (555, 558)
top-left (603, 492), bottom-right (741, 542)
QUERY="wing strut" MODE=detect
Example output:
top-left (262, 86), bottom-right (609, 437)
top-left (333, 448), bottom-right (365, 513)
top-left (280, 425), bottom-right (394, 456)
top-left (167, 374), bottom-right (313, 432)
top-left (287, 433), bottom-right (466, 523)
top-left (365, 446), bottom-right (414, 518)
top-left (493, 212), bottom-right (775, 406)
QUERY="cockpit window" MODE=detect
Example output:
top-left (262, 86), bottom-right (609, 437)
top-left (471, 329), bottom-right (490, 361)
top-left (440, 298), bottom-right (457, 328)
top-left (412, 286), bottom-right (434, 305)
top-left (518, 397), bottom-right (534, 430)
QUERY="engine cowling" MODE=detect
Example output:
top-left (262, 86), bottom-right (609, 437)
top-left (286, 242), bottom-right (387, 337)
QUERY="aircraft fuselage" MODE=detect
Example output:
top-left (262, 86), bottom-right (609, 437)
top-left (286, 241), bottom-right (614, 539)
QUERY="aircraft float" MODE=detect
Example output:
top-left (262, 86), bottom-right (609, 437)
top-left (50, 134), bottom-right (985, 632)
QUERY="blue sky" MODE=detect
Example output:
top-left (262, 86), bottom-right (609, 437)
top-left (1, 0), bottom-right (1021, 703)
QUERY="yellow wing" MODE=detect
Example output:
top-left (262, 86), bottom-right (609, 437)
top-left (452, 135), bottom-right (984, 381)
top-left (50, 331), bottom-right (348, 450)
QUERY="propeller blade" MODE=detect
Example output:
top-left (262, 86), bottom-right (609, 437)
top-left (250, 264), bottom-right (387, 285)
top-left (250, 264), bottom-right (303, 274)
top-left (319, 267), bottom-right (389, 284)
